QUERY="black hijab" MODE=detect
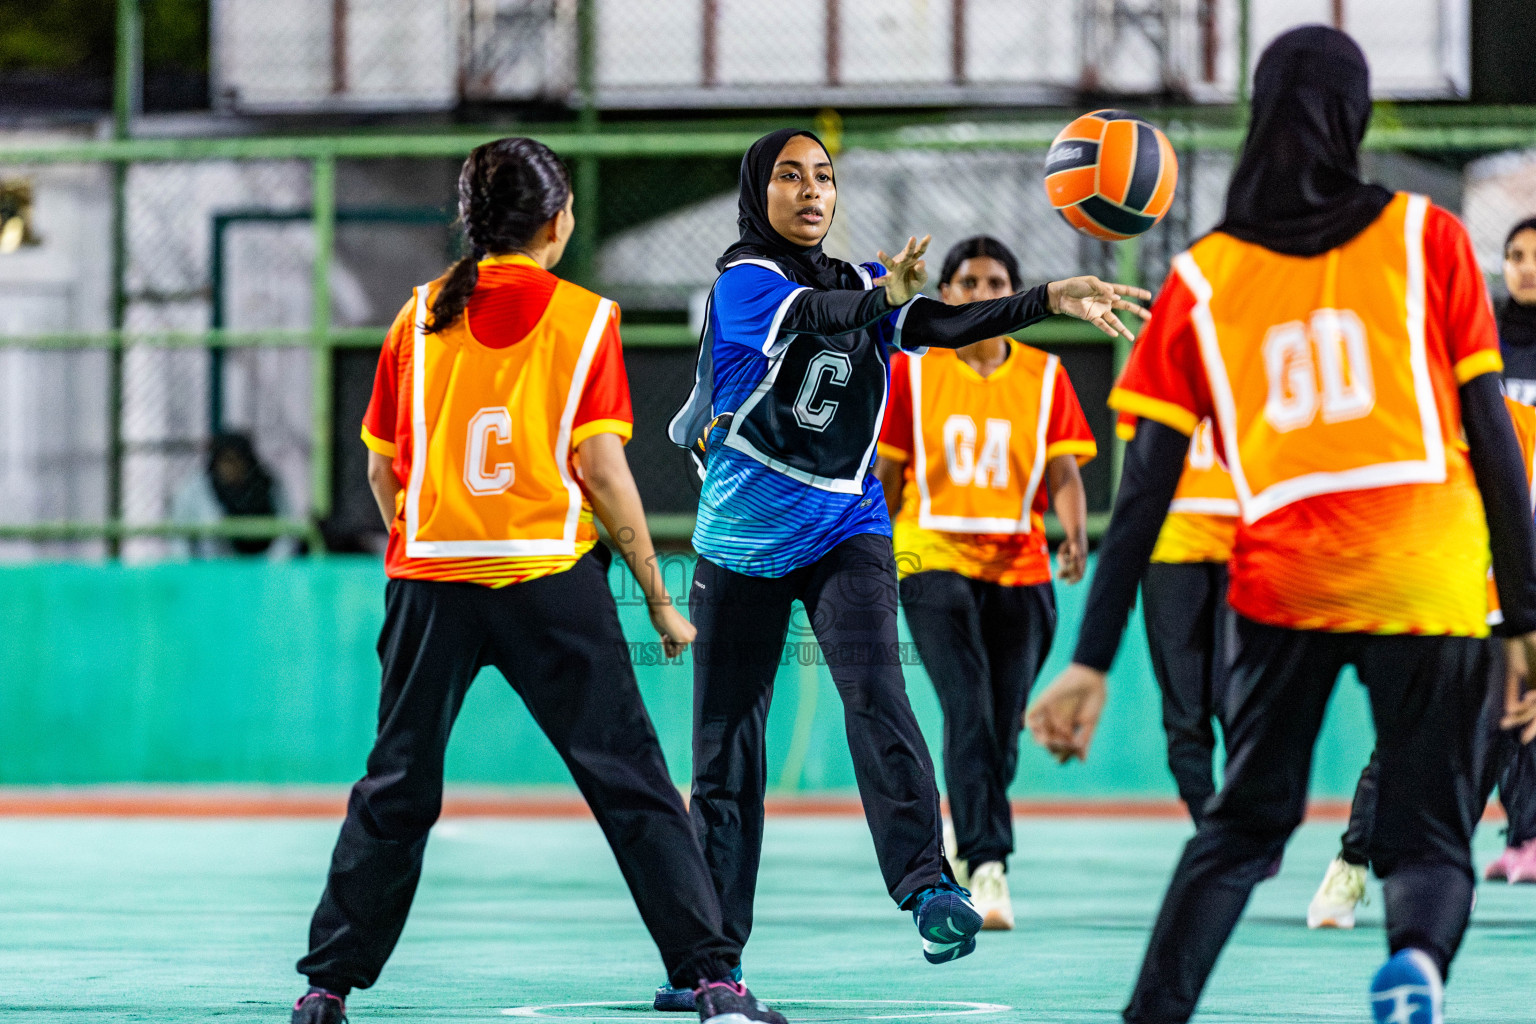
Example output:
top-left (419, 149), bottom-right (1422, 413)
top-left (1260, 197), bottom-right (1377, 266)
top-left (1501, 218), bottom-right (1536, 348)
top-left (1218, 26), bottom-right (1394, 257)
top-left (716, 128), bottom-right (864, 291)
top-left (209, 432), bottom-right (276, 518)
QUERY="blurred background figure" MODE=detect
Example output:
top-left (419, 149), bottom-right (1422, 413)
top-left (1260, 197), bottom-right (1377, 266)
top-left (169, 432), bottom-right (296, 558)
top-left (1500, 217), bottom-right (1536, 404)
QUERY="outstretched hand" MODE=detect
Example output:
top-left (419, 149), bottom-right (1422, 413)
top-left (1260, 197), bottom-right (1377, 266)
top-left (1047, 276), bottom-right (1152, 341)
top-left (875, 235), bottom-right (931, 307)
top-left (1025, 663), bottom-right (1107, 763)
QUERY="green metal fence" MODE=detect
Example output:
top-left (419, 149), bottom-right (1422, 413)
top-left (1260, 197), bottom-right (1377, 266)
top-left (1, 0), bottom-right (1534, 551)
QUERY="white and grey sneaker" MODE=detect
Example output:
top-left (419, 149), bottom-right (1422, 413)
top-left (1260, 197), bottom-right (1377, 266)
top-left (1307, 856), bottom-right (1367, 929)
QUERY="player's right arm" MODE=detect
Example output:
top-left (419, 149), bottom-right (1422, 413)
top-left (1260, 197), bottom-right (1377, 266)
top-left (1026, 275), bottom-right (1206, 763)
top-left (568, 309), bottom-right (693, 657)
top-left (361, 298), bottom-right (414, 529)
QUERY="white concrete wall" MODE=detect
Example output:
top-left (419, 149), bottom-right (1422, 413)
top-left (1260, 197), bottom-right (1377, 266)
top-left (208, 0), bottom-right (1469, 110)
top-left (591, 0), bottom-right (1468, 100)
top-left (212, 0), bottom-right (458, 111)
top-left (0, 152), bottom-right (114, 545)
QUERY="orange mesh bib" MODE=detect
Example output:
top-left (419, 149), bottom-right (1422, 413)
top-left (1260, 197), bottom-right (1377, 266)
top-left (1169, 418), bottom-right (1239, 516)
top-left (1488, 397), bottom-right (1536, 622)
top-left (908, 345), bottom-right (1055, 534)
top-left (1173, 192), bottom-right (1490, 635)
top-left (1151, 417), bottom-right (1238, 563)
top-left (1179, 193), bottom-right (1450, 523)
top-left (401, 276), bottom-right (612, 558)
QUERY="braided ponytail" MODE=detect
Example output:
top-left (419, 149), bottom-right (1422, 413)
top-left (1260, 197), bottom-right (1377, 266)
top-left (427, 137), bottom-right (572, 333)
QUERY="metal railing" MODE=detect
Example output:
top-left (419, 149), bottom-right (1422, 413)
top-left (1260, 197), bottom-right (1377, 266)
top-left (1, 0), bottom-right (1533, 549)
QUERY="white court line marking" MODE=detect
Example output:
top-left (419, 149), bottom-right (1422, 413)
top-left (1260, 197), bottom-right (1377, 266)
top-left (501, 999), bottom-right (1013, 1020)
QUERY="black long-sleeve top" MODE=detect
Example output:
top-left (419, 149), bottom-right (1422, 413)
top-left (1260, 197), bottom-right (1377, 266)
top-left (779, 285), bottom-right (1055, 350)
top-left (1072, 375), bottom-right (1536, 672)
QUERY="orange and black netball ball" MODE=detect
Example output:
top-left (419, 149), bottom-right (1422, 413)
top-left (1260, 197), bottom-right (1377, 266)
top-left (1044, 110), bottom-right (1178, 241)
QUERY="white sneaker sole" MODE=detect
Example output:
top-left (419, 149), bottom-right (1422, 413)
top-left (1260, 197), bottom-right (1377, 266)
top-left (702, 1015), bottom-right (755, 1024)
top-left (1308, 908), bottom-right (1356, 929)
top-left (979, 904), bottom-right (1014, 930)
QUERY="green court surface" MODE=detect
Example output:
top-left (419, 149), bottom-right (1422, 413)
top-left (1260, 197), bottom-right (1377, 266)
top-left (0, 814), bottom-right (1529, 1023)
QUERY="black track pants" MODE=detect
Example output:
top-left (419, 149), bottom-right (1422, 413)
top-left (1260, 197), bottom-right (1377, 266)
top-left (689, 533), bottom-right (947, 950)
top-left (298, 554), bottom-right (739, 994)
top-left (1341, 750), bottom-right (1381, 866)
top-left (1501, 738), bottom-right (1536, 847)
top-left (1343, 664), bottom-right (1536, 863)
top-left (1141, 562), bottom-right (1231, 827)
top-left (1124, 618), bottom-right (1494, 1024)
top-left (898, 570), bottom-right (1055, 868)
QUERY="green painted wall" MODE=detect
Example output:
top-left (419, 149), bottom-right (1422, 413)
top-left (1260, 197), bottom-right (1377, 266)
top-left (0, 556), bottom-right (1376, 797)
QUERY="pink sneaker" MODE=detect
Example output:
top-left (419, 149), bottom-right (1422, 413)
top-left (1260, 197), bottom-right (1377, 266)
top-left (1485, 846), bottom-right (1520, 881)
top-left (1507, 838), bottom-right (1536, 884)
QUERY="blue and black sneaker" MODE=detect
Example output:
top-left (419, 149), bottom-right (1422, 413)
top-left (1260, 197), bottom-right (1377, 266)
top-left (1370, 949), bottom-right (1443, 1024)
top-left (655, 965), bottom-right (742, 1012)
top-left (694, 977), bottom-right (786, 1024)
top-left (910, 882), bottom-right (982, 964)
top-left (292, 988), bottom-right (347, 1024)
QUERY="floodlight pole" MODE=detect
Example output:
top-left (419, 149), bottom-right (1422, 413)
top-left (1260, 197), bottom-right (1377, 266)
top-left (108, 0), bottom-right (141, 555)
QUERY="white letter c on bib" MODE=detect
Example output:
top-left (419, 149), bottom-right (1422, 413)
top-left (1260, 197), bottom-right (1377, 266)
top-left (464, 407), bottom-right (515, 496)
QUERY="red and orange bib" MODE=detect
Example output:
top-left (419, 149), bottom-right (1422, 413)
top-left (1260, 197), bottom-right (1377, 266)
top-left (1113, 193), bottom-right (1501, 635)
top-left (1488, 397), bottom-right (1536, 623)
top-left (885, 344), bottom-right (1095, 586)
top-left (402, 277), bottom-right (610, 558)
top-left (371, 268), bottom-right (620, 586)
top-left (1150, 417), bottom-right (1238, 564)
top-left (909, 345), bottom-right (1059, 533)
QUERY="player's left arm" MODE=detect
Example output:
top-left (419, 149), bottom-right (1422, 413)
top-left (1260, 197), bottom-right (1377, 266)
top-left (893, 277), bottom-right (1151, 351)
top-left (873, 457), bottom-right (905, 519)
top-left (1047, 456), bottom-right (1087, 583)
top-left (1027, 420), bottom-right (1187, 762)
top-left (1043, 363), bottom-right (1097, 584)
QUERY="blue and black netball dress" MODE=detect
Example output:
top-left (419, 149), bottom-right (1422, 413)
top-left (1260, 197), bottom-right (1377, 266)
top-left (667, 129), bottom-right (1064, 966)
top-left (671, 252), bottom-right (918, 575)
top-left (670, 135), bottom-right (1056, 578)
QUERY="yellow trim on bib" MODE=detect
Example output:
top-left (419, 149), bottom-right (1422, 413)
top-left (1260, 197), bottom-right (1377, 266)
top-left (361, 425), bottom-right (397, 457)
top-left (1107, 388), bottom-right (1199, 436)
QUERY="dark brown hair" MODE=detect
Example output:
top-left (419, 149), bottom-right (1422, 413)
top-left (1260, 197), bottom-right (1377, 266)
top-left (938, 235), bottom-right (1022, 291)
top-left (427, 137), bottom-right (572, 333)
